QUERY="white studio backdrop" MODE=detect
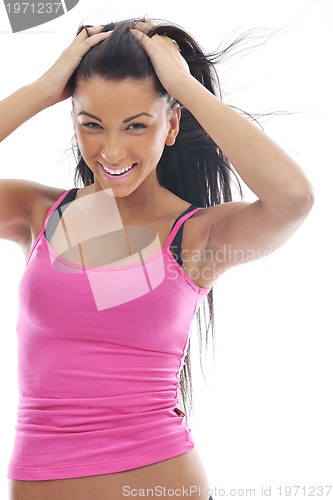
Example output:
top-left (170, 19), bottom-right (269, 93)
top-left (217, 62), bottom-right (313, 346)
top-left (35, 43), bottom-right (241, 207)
top-left (0, 0), bottom-right (332, 498)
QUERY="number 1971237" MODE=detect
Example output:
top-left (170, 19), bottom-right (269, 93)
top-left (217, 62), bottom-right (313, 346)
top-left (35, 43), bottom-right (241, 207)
top-left (5, 3), bottom-right (62, 14)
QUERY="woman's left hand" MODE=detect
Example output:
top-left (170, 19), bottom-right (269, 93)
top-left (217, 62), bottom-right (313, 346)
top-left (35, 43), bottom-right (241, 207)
top-left (130, 26), bottom-right (192, 99)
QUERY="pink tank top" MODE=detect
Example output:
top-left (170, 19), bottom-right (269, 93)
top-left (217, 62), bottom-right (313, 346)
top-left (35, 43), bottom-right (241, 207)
top-left (8, 188), bottom-right (211, 481)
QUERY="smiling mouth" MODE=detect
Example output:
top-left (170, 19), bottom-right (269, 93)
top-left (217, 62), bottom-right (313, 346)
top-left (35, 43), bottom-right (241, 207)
top-left (98, 162), bottom-right (137, 176)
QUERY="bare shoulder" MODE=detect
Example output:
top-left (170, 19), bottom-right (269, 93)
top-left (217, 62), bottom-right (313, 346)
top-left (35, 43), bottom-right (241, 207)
top-left (187, 201), bottom-right (236, 239)
top-left (0, 178), bottom-right (67, 247)
top-left (194, 196), bottom-right (312, 285)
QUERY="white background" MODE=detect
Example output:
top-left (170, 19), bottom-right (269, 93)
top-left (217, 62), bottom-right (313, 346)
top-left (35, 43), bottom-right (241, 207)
top-left (0, 0), bottom-right (332, 498)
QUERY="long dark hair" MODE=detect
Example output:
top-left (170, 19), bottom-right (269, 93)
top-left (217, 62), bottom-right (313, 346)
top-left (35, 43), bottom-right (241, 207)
top-left (68, 18), bottom-right (241, 417)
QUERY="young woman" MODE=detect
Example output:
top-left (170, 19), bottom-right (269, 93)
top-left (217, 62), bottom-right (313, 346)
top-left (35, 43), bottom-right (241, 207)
top-left (0, 19), bottom-right (314, 500)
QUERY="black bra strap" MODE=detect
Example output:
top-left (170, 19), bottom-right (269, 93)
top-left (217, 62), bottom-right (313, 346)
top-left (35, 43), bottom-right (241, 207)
top-left (44, 188), bottom-right (79, 241)
top-left (169, 204), bottom-right (198, 268)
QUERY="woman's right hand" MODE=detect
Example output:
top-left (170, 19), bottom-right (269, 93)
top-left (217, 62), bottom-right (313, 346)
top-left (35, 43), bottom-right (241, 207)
top-left (35, 25), bottom-right (112, 106)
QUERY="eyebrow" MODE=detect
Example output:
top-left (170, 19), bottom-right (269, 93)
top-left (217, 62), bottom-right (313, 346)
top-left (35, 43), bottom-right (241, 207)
top-left (77, 111), bottom-right (154, 123)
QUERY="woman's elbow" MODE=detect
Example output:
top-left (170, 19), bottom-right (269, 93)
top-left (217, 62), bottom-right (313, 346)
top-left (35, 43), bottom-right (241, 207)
top-left (285, 180), bottom-right (315, 221)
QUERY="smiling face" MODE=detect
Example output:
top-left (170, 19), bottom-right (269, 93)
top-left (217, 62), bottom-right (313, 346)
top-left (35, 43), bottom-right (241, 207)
top-left (72, 76), bottom-right (180, 198)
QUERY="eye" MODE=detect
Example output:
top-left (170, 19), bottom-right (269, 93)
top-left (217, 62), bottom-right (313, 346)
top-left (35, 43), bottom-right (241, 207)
top-left (82, 122), bottom-right (102, 129)
top-left (127, 123), bottom-right (147, 131)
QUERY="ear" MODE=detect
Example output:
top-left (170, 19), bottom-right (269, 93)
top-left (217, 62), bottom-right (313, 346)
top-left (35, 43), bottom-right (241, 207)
top-left (165, 103), bottom-right (181, 147)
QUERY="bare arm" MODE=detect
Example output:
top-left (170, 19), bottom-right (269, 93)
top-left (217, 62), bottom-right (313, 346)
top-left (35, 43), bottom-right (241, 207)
top-left (0, 26), bottom-right (111, 244)
top-left (0, 26), bottom-right (111, 143)
top-left (0, 84), bottom-right (54, 244)
top-left (173, 75), bottom-right (314, 274)
top-left (0, 83), bottom-right (51, 143)
top-left (175, 77), bottom-right (313, 219)
top-left (132, 29), bottom-right (315, 279)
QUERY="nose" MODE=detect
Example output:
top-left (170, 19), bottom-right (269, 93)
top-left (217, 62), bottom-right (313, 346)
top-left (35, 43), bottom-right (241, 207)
top-left (101, 132), bottom-right (127, 165)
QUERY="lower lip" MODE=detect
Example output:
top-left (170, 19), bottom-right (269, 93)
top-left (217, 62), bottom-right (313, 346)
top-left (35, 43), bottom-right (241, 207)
top-left (98, 162), bottom-right (138, 183)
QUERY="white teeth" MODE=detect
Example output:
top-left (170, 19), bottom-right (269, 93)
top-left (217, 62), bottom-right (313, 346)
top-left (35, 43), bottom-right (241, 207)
top-left (102, 163), bottom-right (134, 175)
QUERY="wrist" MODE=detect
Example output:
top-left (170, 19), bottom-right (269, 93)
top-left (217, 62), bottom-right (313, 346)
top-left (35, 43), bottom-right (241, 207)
top-left (171, 74), bottom-right (209, 107)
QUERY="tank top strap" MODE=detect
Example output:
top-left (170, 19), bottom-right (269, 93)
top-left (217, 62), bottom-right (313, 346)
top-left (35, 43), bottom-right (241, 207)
top-left (165, 205), bottom-right (201, 254)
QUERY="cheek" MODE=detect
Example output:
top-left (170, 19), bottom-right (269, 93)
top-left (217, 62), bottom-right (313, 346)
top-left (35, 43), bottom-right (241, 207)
top-left (75, 132), bottom-right (98, 156)
top-left (148, 125), bottom-right (170, 154)
top-left (144, 139), bottom-right (166, 164)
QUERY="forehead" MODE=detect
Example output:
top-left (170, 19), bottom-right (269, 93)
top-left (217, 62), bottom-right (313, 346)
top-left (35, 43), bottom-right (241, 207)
top-left (73, 76), bottom-right (167, 118)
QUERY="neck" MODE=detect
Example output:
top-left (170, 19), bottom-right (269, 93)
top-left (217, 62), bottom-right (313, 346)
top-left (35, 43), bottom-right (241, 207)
top-left (117, 186), bottom-right (170, 223)
top-left (94, 172), bottom-right (171, 223)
